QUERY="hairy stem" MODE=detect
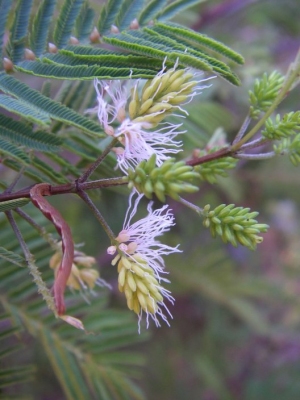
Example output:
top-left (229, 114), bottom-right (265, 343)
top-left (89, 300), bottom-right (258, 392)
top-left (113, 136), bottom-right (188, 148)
top-left (5, 211), bottom-right (56, 313)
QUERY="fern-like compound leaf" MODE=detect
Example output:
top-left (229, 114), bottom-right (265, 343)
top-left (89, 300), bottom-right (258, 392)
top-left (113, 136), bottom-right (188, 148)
top-left (8, 0), bottom-right (33, 63)
top-left (98, 0), bottom-right (124, 35)
top-left (75, 1), bottom-right (95, 42)
top-left (157, 0), bottom-right (205, 22)
top-left (0, 114), bottom-right (62, 151)
top-left (29, 0), bottom-right (56, 57)
top-left (0, 199), bottom-right (30, 213)
top-left (0, 137), bottom-right (30, 164)
top-left (0, 94), bottom-right (51, 126)
top-left (53, 0), bottom-right (84, 48)
top-left (16, 59), bottom-right (157, 81)
top-left (0, 72), bottom-right (104, 137)
top-left (0, 247), bottom-right (26, 266)
top-left (115, 0), bottom-right (146, 31)
top-left (156, 22), bottom-right (244, 65)
top-left (138, 0), bottom-right (168, 25)
top-left (0, 0), bottom-right (12, 63)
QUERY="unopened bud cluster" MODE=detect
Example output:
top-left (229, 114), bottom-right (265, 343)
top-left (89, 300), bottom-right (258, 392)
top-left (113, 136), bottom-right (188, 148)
top-left (274, 134), bottom-right (300, 166)
top-left (127, 154), bottom-right (199, 202)
top-left (194, 155), bottom-right (237, 184)
top-left (129, 67), bottom-right (197, 127)
top-left (112, 253), bottom-right (164, 316)
top-left (249, 71), bottom-right (284, 119)
top-left (202, 204), bottom-right (269, 250)
top-left (50, 246), bottom-right (106, 292)
top-left (262, 111), bottom-right (300, 141)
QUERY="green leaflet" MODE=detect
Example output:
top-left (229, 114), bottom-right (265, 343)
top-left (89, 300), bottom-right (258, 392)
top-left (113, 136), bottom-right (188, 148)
top-left (98, 0), bottom-right (124, 35)
top-left (0, 199), bottom-right (30, 213)
top-left (0, 365), bottom-right (35, 389)
top-left (0, 137), bottom-right (30, 164)
top-left (130, 28), bottom-right (239, 83)
top-left (0, 115), bottom-right (62, 151)
top-left (114, 0), bottom-right (146, 31)
top-left (31, 156), bottom-right (69, 184)
top-left (0, 247), bottom-right (26, 267)
top-left (53, 0), bottom-right (84, 48)
top-left (138, 0), bottom-right (168, 25)
top-left (0, 72), bottom-right (104, 137)
top-left (0, 0), bottom-right (11, 63)
top-left (75, 1), bottom-right (95, 42)
top-left (40, 328), bottom-right (91, 400)
top-left (155, 22), bottom-right (244, 65)
top-left (0, 93), bottom-right (51, 126)
top-left (8, 0), bottom-right (33, 63)
top-left (42, 51), bottom-right (167, 72)
top-left (29, 0), bottom-right (57, 57)
top-left (4, 159), bottom-right (54, 183)
top-left (157, 0), bottom-right (206, 22)
top-left (103, 32), bottom-right (212, 72)
top-left (45, 153), bottom-right (82, 177)
top-left (16, 59), bottom-right (157, 80)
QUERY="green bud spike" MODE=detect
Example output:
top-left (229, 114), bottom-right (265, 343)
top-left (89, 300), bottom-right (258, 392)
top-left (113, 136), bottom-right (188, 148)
top-left (202, 204), bottom-right (269, 250)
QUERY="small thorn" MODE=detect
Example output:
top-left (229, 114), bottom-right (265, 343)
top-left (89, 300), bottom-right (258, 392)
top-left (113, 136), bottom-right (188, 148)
top-left (3, 57), bottom-right (13, 72)
top-left (110, 24), bottom-right (119, 34)
top-left (70, 36), bottom-right (79, 45)
top-left (90, 26), bottom-right (100, 43)
top-left (48, 42), bottom-right (58, 53)
top-left (25, 48), bottom-right (36, 60)
top-left (129, 18), bottom-right (139, 30)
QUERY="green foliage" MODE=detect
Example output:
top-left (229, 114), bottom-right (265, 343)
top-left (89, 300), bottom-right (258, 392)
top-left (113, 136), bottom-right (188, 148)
top-left (156, 0), bottom-right (206, 22)
top-left (262, 111), bottom-right (300, 140)
top-left (29, 0), bottom-right (57, 57)
top-left (53, 0), bottom-right (84, 48)
top-left (0, 137), bottom-right (30, 164)
top-left (75, 1), bottom-right (95, 42)
top-left (16, 59), bottom-right (157, 80)
top-left (127, 154), bottom-right (199, 202)
top-left (0, 211), bottom-right (147, 399)
top-left (7, 0), bottom-right (33, 63)
top-left (249, 71), bottom-right (284, 119)
top-left (156, 22), bottom-right (244, 65)
top-left (138, 0), bottom-right (168, 26)
top-left (0, 0), bottom-right (12, 65)
top-left (114, 0), bottom-right (146, 31)
top-left (274, 133), bottom-right (300, 166)
top-left (195, 156), bottom-right (237, 183)
top-left (0, 247), bottom-right (26, 266)
top-left (0, 114), bottom-right (62, 151)
top-left (0, 72), bottom-right (104, 137)
top-left (102, 24), bottom-right (242, 85)
top-left (0, 199), bottom-right (30, 213)
top-left (202, 204), bottom-right (269, 250)
top-left (98, 0), bottom-right (123, 35)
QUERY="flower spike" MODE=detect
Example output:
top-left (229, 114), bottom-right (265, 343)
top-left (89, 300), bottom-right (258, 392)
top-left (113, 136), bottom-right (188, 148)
top-left (108, 193), bottom-right (180, 330)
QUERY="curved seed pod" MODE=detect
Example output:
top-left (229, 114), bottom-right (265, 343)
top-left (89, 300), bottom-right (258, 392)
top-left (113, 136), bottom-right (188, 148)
top-left (30, 183), bottom-right (74, 315)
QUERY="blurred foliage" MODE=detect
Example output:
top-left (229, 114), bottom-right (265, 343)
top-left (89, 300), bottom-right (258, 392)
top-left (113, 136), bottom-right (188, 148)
top-left (0, 0), bottom-right (300, 400)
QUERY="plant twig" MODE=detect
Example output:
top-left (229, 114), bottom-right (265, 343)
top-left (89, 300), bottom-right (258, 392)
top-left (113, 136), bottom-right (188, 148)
top-left (78, 137), bottom-right (119, 183)
top-left (77, 190), bottom-right (116, 242)
top-left (5, 211), bottom-right (56, 313)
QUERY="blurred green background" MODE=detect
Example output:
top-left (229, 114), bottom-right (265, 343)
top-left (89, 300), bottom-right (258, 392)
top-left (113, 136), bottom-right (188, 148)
top-left (1, 1), bottom-right (300, 399)
top-left (118, 1), bottom-right (300, 399)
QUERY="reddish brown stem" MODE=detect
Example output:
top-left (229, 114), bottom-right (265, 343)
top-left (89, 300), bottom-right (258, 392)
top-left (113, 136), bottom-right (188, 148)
top-left (30, 183), bottom-right (74, 315)
top-left (186, 147), bottom-right (232, 166)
